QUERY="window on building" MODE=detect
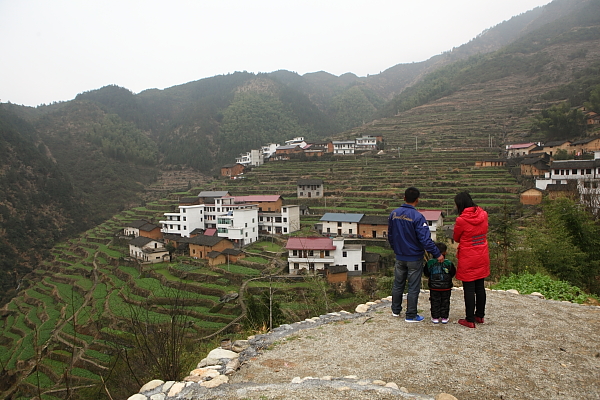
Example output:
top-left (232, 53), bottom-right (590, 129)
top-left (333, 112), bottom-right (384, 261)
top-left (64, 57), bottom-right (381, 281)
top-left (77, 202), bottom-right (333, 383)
top-left (354, 265), bottom-right (358, 271)
top-left (183, 226), bottom-right (186, 230)
top-left (284, 228), bottom-right (287, 233)
top-left (325, 250), bottom-right (330, 256)
top-left (183, 209), bottom-right (186, 213)
top-left (349, 229), bottom-right (353, 234)
top-left (343, 251), bottom-right (347, 257)
top-left (337, 222), bottom-right (342, 227)
top-left (183, 216), bottom-right (186, 221)
top-left (293, 250), bottom-right (298, 256)
top-left (294, 263), bottom-right (299, 269)
top-left (308, 250), bottom-right (314, 256)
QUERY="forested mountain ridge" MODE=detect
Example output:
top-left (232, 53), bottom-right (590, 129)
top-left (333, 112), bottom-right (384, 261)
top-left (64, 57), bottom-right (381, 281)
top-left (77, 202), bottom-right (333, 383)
top-left (1, 0), bottom-right (600, 307)
top-left (0, 107), bottom-right (90, 304)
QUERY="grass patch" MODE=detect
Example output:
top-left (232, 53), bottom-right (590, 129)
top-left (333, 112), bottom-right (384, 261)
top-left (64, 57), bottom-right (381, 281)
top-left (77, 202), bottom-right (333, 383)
top-left (492, 272), bottom-right (599, 304)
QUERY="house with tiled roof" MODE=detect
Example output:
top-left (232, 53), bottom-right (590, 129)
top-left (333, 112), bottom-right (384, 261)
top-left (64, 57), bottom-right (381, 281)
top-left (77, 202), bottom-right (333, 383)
top-left (128, 236), bottom-right (170, 264)
top-left (319, 213), bottom-right (364, 236)
top-left (297, 179), bottom-right (324, 198)
top-left (358, 215), bottom-right (388, 239)
top-left (520, 157), bottom-right (550, 177)
top-left (286, 237), bottom-right (364, 276)
top-left (506, 143), bottom-right (538, 158)
top-left (418, 210), bottom-right (444, 241)
top-left (123, 220), bottom-right (162, 240)
top-left (220, 163), bottom-right (245, 178)
top-left (183, 235), bottom-right (233, 260)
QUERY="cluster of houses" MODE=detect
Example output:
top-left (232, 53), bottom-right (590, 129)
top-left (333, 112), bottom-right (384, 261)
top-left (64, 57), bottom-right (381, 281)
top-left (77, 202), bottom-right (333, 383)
top-left (124, 191), bottom-right (300, 265)
top-left (221, 135), bottom-right (384, 178)
top-left (122, 187), bottom-right (445, 282)
top-left (476, 135), bottom-right (600, 208)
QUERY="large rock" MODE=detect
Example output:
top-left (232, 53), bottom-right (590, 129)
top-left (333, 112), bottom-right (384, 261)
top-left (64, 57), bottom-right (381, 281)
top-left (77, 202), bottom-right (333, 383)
top-left (189, 368), bottom-right (220, 379)
top-left (207, 348), bottom-right (239, 360)
top-left (200, 374), bottom-right (229, 388)
top-left (139, 379), bottom-right (164, 393)
top-left (127, 395), bottom-right (146, 400)
top-left (167, 382), bottom-right (185, 397)
top-left (355, 304), bottom-right (369, 313)
top-left (232, 339), bottom-right (250, 352)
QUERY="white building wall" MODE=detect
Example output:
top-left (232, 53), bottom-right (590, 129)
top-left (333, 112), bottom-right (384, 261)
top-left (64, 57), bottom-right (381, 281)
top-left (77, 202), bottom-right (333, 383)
top-left (322, 221), bottom-right (358, 235)
top-left (160, 205), bottom-right (205, 237)
top-left (217, 207), bottom-right (259, 246)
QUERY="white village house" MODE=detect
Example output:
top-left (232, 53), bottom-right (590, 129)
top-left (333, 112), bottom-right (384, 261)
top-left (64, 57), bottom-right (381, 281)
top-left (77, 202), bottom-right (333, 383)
top-left (128, 236), bottom-right (170, 264)
top-left (286, 236), bottom-right (364, 276)
top-left (319, 213), bottom-right (363, 236)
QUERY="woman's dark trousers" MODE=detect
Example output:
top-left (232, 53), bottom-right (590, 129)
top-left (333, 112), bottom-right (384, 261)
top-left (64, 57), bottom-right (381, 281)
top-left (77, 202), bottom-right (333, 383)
top-left (463, 278), bottom-right (486, 323)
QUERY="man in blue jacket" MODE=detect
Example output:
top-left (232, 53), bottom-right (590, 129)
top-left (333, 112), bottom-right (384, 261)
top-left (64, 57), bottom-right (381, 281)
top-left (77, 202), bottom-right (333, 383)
top-left (388, 187), bottom-right (443, 322)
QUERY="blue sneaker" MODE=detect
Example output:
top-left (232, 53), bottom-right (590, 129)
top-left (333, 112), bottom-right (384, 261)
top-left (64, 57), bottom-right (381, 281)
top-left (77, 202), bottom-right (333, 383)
top-left (405, 315), bottom-right (425, 323)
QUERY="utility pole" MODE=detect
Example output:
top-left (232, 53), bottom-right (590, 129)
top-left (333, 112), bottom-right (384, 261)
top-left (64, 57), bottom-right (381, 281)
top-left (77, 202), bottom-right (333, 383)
top-left (415, 136), bottom-right (418, 151)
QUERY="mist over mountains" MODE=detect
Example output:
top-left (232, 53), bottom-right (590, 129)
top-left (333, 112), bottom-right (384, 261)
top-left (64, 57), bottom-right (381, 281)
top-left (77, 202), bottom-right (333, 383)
top-left (1, 0), bottom-right (600, 302)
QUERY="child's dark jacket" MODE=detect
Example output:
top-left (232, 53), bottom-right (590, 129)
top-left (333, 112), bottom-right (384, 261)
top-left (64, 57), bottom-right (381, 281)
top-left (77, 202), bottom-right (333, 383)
top-left (424, 259), bottom-right (456, 291)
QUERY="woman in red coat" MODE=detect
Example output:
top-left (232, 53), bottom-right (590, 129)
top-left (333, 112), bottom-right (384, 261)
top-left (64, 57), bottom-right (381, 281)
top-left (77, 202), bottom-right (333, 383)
top-left (453, 192), bottom-right (490, 328)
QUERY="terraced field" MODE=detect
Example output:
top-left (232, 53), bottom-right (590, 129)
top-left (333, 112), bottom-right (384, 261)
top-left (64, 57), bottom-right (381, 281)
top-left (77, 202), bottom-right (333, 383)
top-left (0, 202), bottom-right (272, 399)
top-left (212, 149), bottom-right (521, 224)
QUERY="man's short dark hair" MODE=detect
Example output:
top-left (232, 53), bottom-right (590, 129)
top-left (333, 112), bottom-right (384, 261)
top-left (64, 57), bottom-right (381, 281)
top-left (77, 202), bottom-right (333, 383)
top-left (404, 187), bottom-right (420, 203)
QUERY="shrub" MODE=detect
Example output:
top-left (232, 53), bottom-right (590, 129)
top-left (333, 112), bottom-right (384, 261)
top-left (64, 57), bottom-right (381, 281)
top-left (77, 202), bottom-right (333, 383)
top-left (492, 272), bottom-right (598, 304)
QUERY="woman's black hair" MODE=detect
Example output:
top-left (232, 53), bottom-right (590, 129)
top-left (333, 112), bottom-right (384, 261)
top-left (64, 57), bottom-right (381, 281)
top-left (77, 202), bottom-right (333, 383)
top-left (454, 191), bottom-right (477, 215)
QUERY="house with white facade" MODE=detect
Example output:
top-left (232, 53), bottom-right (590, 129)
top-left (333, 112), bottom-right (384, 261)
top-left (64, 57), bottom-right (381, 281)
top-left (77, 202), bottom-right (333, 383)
top-left (319, 213), bottom-right (363, 236)
top-left (354, 136), bottom-right (378, 151)
top-left (261, 143), bottom-right (280, 160)
top-left (128, 236), bottom-right (170, 264)
top-left (286, 236), bottom-right (364, 276)
top-left (160, 193), bottom-right (300, 245)
top-left (232, 195), bottom-right (300, 234)
top-left (535, 155), bottom-right (600, 215)
top-left (236, 149), bottom-right (264, 167)
top-left (535, 158), bottom-right (600, 190)
top-left (124, 220), bottom-right (154, 237)
top-left (418, 210), bottom-right (444, 241)
top-left (160, 198), bottom-right (259, 246)
top-left (285, 137), bottom-right (307, 148)
top-left (332, 141), bottom-right (356, 155)
top-left (257, 205), bottom-right (300, 234)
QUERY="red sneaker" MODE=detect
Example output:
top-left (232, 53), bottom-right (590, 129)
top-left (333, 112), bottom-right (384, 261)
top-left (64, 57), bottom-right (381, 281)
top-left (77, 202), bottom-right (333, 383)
top-left (458, 319), bottom-right (476, 328)
top-left (475, 317), bottom-right (485, 324)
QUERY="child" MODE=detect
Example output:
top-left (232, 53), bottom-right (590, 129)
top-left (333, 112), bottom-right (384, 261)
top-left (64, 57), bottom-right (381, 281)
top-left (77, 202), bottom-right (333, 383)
top-left (423, 243), bottom-right (456, 324)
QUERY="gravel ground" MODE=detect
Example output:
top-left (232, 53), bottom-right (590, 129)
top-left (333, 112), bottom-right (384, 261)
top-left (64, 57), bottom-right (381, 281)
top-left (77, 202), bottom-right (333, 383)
top-left (225, 289), bottom-right (600, 400)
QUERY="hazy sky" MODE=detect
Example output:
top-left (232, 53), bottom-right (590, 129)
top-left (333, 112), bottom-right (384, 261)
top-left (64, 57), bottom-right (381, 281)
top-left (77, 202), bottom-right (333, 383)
top-left (1, 0), bottom-right (553, 107)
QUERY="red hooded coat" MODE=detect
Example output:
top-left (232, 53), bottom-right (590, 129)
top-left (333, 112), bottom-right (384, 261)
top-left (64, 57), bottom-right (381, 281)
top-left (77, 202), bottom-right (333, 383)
top-left (453, 206), bottom-right (490, 282)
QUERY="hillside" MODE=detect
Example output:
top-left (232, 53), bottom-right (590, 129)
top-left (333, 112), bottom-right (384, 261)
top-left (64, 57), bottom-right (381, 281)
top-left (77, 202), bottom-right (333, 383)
top-left (1, 0), bottom-right (599, 323)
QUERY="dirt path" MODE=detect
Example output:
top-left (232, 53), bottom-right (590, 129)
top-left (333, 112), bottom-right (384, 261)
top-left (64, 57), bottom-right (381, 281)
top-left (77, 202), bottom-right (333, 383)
top-left (229, 289), bottom-right (600, 400)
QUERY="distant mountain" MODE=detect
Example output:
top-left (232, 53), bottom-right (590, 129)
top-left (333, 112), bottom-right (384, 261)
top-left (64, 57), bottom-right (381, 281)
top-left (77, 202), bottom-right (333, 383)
top-left (0, 107), bottom-right (90, 303)
top-left (1, 0), bottom-right (600, 304)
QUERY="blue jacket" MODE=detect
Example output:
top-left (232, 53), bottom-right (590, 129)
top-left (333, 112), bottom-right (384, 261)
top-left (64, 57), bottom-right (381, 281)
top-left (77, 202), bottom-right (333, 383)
top-left (388, 204), bottom-right (441, 261)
